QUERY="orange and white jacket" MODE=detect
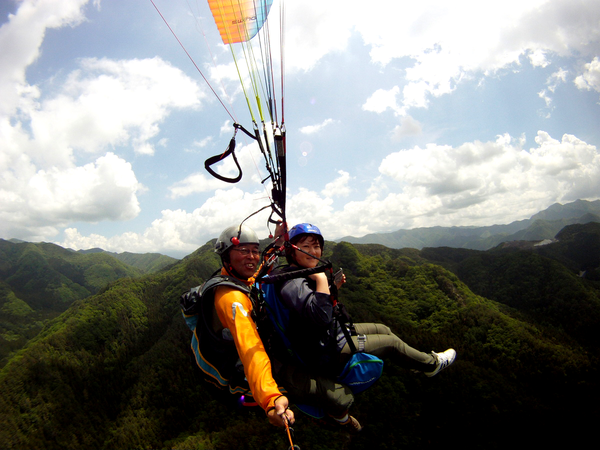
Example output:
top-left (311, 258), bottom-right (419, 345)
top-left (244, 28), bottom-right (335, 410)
top-left (213, 268), bottom-right (282, 413)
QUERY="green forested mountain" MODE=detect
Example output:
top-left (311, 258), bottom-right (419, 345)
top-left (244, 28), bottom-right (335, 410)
top-left (0, 240), bottom-right (144, 367)
top-left (0, 230), bottom-right (598, 449)
top-left (76, 248), bottom-right (179, 274)
top-left (420, 222), bottom-right (600, 350)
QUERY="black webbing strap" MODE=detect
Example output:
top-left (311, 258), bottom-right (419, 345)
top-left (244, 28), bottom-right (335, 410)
top-left (337, 311), bottom-right (358, 354)
top-left (204, 137), bottom-right (242, 183)
top-left (259, 262), bottom-right (332, 284)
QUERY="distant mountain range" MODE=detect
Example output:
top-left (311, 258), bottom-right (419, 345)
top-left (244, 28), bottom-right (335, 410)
top-left (74, 247), bottom-right (179, 273)
top-left (6, 239), bottom-right (179, 272)
top-left (338, 199), bottom-right (600, 250)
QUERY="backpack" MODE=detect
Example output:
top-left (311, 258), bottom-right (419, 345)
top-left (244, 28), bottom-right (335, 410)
top-left (180, 274), bottom-right (256, 397)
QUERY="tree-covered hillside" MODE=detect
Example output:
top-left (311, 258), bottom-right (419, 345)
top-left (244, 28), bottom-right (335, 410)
top-left (420, 222), bottom-right (600, 349)
top-left (0, 240), bottom-right (144, 367)
top-left (0, 234), bottom-right (597, 449)
top-left (77, 248), bottom-right (179, 274)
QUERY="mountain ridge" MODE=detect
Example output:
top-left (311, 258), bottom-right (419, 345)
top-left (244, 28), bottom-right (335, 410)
top-left (338, 199), bottom-right (600, 250)
top-left (1, 225), bottom-right (598, 449)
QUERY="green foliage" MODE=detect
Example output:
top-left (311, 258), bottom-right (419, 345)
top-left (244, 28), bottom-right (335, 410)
top-left (0, 283), bottom-right (34, 317)
top-left (0, 233), bottom-right (598, 449)
top-left (452, 246), bottom-right (600, 349)
top-left (108, 251), bottom-right (179, 274)
top-left (0, 240), bottom-right (147, 367)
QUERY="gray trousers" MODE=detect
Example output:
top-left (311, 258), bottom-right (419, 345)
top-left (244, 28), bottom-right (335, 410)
top-left (342, 323), bottom-right (436, 372)
top-left (273, 323), bottom-right (436, 416)
top-left (273, 362), bottom-right (353, 417)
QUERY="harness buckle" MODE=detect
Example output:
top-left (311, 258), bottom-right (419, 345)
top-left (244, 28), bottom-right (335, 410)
top-left (357, 334), bottom-right (367, 352)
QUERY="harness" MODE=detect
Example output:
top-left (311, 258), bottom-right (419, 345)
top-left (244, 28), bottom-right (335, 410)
top-left (260, 264), bottom-right (383, 395)
top-left (181, 274), bottom-right (258, 395)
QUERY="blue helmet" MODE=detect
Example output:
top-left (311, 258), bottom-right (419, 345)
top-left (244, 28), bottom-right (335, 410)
top-left (288, 223), bottom-right (324, 248)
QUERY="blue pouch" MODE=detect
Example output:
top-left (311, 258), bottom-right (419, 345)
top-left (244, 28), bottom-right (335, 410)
top-left (337, 352), bottom-right (383, 394)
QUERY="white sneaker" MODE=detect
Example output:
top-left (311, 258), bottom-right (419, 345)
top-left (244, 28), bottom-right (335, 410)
top-left (341, 415), bottom-right (363, 433)
top-left (425, 348), bottom-right (456, 377)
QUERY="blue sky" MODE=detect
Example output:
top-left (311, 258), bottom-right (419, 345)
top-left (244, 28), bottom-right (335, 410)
top-left (1, 0), bottom-right (599, 258)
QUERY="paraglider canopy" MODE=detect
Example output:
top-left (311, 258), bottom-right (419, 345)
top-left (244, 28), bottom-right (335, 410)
top-left (152, 0), bottom-right (286, 234)
top-left (208, 0), bottom-right (274, 44)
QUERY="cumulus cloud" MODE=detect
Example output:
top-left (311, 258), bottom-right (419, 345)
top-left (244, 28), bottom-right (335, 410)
top-left (59, 187), bottom-right (278, 255)
top-left (299, 118), bottom-right (337, 135)
top-left (528, 49), bottom-right (550, 68)
top-left (391, 116), bottom-right (423, 141)
top-left (362, 87), bottom-right (401, 114)
top-left (575, 57), bottom-right (600, 93)
top-left (321, 170), bottom-right (353, 198)
top-left (0, 0), bottom-right (89, 117)
top-left (61, 131), bottom-right (599, 254)
top-left (373, 131), bottom-right (600, 229)
top-left (1, 152), bottom-right (141, 240)
top-left (284, 0), bottom-right (354, 72)
top-left (29, 57), bottom-right (202, 157)
top-left (292, 0), bottom-right (600, 115)
top-left (0, 0), bottom-right (204, 243)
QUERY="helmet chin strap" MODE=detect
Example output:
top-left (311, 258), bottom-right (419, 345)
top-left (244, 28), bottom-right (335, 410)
top-left (286, 240), bottom-right (327, 266)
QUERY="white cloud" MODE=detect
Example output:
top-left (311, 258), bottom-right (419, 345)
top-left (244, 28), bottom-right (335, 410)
top-left (287, 0), bottom-right (600, 115)
top-left (189, 136), bottom-right (213, 150)
top-left (391, 116), bottom-right (423, 141)
top-left (321, 170), bottom-right (352, 198)
top-left (0, 0), bottom-right (90, 117)
top-left (539, 68), bottom-right (568, 112)
top-left (1, 152), bottom-right (141, 240)
top-left (0, 0), bottom-right (204, 243)
top-left (29, 57), bottom-right (202, 157)
top-left (284, 0), bottom-right (354, 72)
top-left (0, 54), bottom-right (202, 241)
top-left (56, 131), bottom-right (600, 255)
top-left (59, 187), bottom-right (279, 255)
top-left (362, 87), bottom-right (401, 114)
top-left (372, 131), bottom-right (600, 229)
top-left (538, 89), bottom-right (552, 110)
top-left (299, 118), bottom-right (337, 135)
top-left (285, 188), bottom-right (334, 230)
top-left (575, 57), bottom-right (600, 93)
top-left (547, 68), bottom-right (568, 93)
top-left (528, 49), bottom-right (549, 68)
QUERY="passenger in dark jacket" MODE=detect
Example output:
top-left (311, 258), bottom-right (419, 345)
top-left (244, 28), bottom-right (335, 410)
top-left (275, 223), bottom-right (457, 378)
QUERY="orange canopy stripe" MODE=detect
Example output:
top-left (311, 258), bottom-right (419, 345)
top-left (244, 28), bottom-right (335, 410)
top-left (207, 0), bottom-right (273, 44)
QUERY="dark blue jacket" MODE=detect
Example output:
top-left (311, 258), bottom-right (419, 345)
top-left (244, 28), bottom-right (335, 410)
top-left (274, 265), bottom-right (347, 374)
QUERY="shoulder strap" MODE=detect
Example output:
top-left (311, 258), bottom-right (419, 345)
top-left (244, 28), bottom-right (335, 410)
top-left (201, 274), bottom-right (251, 296)
top-left (334, 303), bottom-right (359, 354)
top-left (180, 273), bottom-right (251, 317)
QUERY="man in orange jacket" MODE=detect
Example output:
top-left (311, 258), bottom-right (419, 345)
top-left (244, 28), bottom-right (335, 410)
top-left (213, 224), bottom-right (295, 428)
